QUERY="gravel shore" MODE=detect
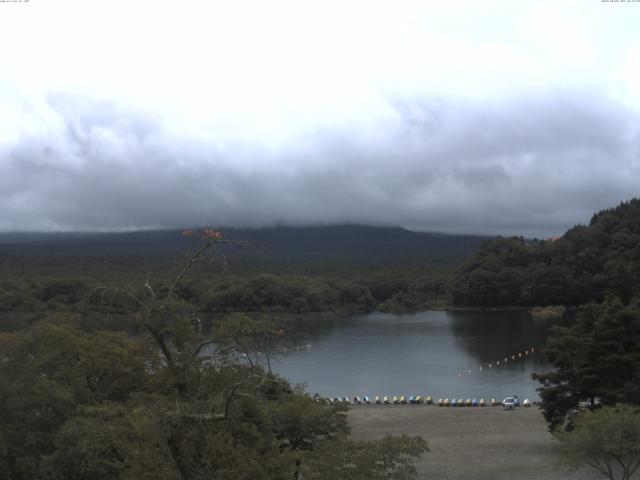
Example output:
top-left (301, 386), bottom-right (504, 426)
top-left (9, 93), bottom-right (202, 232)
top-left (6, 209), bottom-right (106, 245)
top-left (348, 404), bottom-right (603, 480)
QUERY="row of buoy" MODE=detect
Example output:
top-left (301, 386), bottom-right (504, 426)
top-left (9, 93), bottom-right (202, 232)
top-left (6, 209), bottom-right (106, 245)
top-left (478, 347), bottom-right (536, 371)
top-left (455, 347), bottom-right (537, 379)
top-left (324, 396), bottom-right (533, 407)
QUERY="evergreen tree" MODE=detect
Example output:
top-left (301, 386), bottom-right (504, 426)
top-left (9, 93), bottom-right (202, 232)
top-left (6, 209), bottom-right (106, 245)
top-left (534, 297), bottom-right (640, 430)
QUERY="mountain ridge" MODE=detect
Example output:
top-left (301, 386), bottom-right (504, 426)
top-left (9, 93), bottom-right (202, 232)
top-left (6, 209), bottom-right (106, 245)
top-left (0, 225), bottom-right (490, 261)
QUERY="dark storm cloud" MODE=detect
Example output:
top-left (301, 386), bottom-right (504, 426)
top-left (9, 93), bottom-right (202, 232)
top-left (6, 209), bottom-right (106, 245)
top-left (1, 88), bottom-right (638, 237)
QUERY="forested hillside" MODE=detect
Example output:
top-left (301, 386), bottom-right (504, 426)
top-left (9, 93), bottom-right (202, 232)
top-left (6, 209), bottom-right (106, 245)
top-left (452, 199), bottom-right (640, 307)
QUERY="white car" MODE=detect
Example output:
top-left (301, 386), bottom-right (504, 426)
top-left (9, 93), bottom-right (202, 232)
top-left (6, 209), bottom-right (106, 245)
top-left (503, 397), bottom-right (516, 410)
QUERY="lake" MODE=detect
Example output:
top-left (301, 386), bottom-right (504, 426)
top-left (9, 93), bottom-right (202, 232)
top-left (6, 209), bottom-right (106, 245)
top-left (272, 310), bottom-right (553, 401)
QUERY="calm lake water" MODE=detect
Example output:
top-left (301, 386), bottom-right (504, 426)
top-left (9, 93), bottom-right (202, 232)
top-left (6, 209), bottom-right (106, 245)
top-left (272, 310), bottom-right (553, 401)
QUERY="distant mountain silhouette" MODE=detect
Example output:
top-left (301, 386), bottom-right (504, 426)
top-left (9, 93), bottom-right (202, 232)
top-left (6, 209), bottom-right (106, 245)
top-left (0, 225), bottom-right (489, 260)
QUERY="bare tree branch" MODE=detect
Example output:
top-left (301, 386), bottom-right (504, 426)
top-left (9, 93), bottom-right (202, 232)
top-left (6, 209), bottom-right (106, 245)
top-left (164, 242), bottom-right (214, 306)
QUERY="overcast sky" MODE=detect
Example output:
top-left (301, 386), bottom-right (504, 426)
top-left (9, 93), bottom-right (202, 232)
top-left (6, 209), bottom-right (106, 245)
top-left (1, 0), bottom-right (639, 237)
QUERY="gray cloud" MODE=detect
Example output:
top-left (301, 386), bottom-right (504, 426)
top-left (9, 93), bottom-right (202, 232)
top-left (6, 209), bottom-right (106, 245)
top-left (1, 87), bottom-right (638, 237)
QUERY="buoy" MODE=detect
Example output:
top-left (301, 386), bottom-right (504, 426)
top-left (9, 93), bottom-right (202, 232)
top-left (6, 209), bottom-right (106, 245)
top-left (479, 398), bottom-right (486, 407)
top-left (426, 396), bottom-right (433, 405)
top-left (375, 396), bottom-right (381, 404)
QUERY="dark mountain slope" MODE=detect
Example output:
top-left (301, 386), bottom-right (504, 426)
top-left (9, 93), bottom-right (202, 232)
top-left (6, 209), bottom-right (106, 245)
top-left (0, 225), bottom-right (488, 261)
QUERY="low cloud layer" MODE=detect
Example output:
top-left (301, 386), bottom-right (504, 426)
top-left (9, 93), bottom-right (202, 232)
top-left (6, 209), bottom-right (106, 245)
top-left (1, 85), bottom-right (638, 237)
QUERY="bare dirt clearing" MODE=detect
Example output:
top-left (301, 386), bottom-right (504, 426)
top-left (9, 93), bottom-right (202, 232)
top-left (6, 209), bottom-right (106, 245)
top-left (348, 405), bottom-right (603, 480)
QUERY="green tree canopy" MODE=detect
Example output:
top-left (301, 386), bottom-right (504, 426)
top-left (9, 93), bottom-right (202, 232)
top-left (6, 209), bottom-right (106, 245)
top-left (556, 404), bottom-right (640, 480)
top-left (534, 297), bottom-right (640, 430)
top-left (452, 198), bottom-right (640, 307)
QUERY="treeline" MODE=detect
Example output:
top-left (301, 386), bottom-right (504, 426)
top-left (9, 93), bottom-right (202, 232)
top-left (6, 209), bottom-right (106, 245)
top-left (0, 251), bottom-right (428, 479)
top-left (0, 256), bottom-right (454, 331)
top-left (452, 198), bottom-right (640, 307)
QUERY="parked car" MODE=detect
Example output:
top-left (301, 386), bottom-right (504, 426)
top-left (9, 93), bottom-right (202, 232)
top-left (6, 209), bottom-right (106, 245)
top-left (503, 397), bottom-right (516, 410)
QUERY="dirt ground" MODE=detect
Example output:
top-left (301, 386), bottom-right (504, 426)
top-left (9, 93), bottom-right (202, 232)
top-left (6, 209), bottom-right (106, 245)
top-left (348, 404), bottom-right (604, 480)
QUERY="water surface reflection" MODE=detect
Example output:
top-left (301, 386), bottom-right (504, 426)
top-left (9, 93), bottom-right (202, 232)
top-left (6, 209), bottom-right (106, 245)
top-left (273, 310), bottom-right (552, 400)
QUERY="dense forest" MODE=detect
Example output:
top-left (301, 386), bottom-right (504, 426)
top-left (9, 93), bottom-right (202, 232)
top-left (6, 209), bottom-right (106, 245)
top-left (452, 199), bottom-right (640, 307)
top-left (0, 241), bottom-right (458, 334)
top-left (0, 233), bottom-right (430, 480)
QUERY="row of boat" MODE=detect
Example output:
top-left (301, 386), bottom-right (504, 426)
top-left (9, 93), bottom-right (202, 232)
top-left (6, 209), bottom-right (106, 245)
top-left (326, 396), bottom-right (532, 407)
